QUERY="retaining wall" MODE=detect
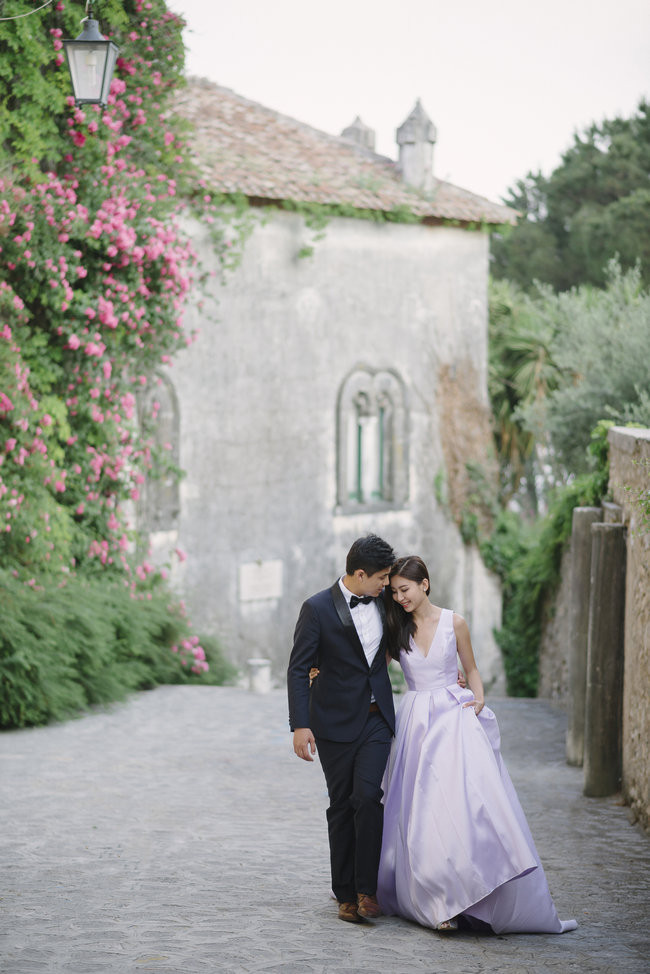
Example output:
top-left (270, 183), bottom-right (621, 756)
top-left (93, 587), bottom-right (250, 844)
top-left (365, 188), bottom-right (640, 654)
top-left (608, 426), bottom-right (650, 830)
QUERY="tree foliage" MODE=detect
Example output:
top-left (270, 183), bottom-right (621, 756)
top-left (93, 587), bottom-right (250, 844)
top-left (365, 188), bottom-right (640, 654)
top-left (0, 0), bottom-right (185, 174)
top-left (518, 262), bottom-right (650, 477)
top-left (491, 100), bottom-right (650, 291)
top-left (488, 263), bottom-right (650, 498)
top-left (488, 278), bottom-right (558, 507)
top-left (485, 98), bottom-right (650, 697)
top-left (485, 265), bottom-right (649, 693)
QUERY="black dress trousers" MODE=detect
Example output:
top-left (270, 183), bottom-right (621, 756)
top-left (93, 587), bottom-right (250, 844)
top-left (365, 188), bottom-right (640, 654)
top-left (316, 710), bottom-right (393, 902)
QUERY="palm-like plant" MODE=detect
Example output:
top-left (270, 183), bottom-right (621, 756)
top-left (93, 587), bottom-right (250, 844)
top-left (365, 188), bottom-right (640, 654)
top-left (488, 279), bottom-right (559, 511)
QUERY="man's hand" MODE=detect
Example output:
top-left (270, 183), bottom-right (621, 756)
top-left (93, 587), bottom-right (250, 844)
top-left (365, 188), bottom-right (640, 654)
top-left (293, 728), bottom-right (317, 762)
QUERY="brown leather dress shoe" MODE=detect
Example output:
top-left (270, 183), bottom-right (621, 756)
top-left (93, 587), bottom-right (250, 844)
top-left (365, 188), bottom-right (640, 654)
top-left (357, 893), bottom-right (382, 919)
top-left (338, 901), bottom-right (364, 923)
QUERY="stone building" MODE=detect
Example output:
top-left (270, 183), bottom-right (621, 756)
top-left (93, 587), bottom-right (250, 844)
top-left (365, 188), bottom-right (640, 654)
top-left (148, 78), bottom-right (515, 686)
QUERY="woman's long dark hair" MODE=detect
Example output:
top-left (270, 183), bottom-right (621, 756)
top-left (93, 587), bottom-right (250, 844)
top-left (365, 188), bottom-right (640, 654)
top-left (384, 555), bottom-right (431, 660)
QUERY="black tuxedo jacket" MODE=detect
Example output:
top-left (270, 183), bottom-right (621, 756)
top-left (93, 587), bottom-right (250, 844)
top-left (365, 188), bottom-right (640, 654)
top-left (287, 581), bottom-right (396, 742)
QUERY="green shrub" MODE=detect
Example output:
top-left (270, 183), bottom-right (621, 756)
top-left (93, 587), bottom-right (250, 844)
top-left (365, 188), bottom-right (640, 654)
top-left (197, 634), bottom-right (239, 687)
top-left (0, 571), bottom-right (237, 729)
top-left (518, 263), bottom-right (650, 477)
top-left (481, 424), bottom-right (610, 695)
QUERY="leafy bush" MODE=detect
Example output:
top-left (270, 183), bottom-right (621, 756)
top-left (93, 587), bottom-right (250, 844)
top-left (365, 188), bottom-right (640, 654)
top-left (488, 263), bottom-right (650, 512)
top-left (481, 425), bottom-right (610, 695)
top-left (520, 263), bottom-right (650, 476)
top-left (0, 570), bottom-right (237, 729)
top-left (488, 277), bottom-right (558, 508)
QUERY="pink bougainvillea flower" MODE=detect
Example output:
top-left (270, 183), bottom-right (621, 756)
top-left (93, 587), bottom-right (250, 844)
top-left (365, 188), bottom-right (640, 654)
top-left (0, 8), bottom-right (210, 680)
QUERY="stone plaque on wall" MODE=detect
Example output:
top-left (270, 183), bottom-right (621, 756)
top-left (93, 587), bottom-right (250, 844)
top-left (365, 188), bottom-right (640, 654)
top-left (239, 560), bottom-right (283, 601)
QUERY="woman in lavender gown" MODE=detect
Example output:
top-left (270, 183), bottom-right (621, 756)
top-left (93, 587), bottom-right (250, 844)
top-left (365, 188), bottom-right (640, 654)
top-left (376, 555), bottom-right (577, 935)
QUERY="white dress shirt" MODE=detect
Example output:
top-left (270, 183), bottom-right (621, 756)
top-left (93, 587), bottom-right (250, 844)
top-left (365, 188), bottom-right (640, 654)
top-left (338, 577), bottom-right (383, 669)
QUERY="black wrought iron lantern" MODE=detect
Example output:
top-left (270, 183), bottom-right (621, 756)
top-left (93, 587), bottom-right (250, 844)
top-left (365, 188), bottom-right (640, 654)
top-left (63, 2), bottom-right (119, 107)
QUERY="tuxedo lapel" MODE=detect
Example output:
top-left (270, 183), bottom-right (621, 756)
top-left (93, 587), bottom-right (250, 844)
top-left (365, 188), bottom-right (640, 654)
top-left (330, 581), bottom-right (368, 667)
top-left (370, 594), bottom-right (387, 672)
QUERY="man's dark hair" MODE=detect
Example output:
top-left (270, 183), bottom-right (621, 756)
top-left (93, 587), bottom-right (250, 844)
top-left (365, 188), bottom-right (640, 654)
top-left (346, 534), bottom-right (395, 576)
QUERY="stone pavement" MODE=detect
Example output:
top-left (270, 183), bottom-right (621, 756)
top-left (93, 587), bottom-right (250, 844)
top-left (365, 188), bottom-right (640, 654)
top-left (1, 686), bottom-right (648, 974)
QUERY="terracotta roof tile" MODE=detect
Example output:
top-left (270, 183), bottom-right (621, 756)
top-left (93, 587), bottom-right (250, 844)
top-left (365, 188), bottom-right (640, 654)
top-left (174, 78), bottom-right (516, 226)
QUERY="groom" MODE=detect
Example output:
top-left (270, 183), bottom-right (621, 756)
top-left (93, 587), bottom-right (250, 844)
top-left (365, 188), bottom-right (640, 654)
top-left (287, 534), bottom-right (396, 924)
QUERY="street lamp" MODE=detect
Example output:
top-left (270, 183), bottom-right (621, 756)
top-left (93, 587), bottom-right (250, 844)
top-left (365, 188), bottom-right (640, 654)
top-left (63, 2), bottom-right (119, 108)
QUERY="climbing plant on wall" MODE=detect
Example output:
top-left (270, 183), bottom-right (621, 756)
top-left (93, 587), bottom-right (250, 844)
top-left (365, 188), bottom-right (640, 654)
top-left (0, 0), bottom-right (239, 725)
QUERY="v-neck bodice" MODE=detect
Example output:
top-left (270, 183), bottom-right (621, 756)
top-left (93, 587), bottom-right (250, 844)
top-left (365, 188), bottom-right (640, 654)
top-left (399, 608), bottom-right (458, 690)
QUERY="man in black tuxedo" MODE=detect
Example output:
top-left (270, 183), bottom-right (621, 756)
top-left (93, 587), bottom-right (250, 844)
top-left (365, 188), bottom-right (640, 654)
top-left (287, 534), bottom-right (396, 924)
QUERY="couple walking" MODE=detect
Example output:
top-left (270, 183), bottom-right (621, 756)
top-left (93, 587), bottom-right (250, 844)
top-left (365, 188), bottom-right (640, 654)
top-left (287, 534), bottom-right (576, 934)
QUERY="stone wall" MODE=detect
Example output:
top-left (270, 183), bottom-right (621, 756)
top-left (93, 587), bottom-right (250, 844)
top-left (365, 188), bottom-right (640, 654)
top-left (608, 426), bottom-right (650, 830)
top-left (151, 210), bottom-right (505, 689)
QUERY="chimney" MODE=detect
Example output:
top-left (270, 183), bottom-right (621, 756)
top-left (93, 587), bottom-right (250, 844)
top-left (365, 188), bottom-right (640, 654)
top-left (341, 115), bottom-right (376, 152)
top-left (396, 99), bottom-right (436, 193)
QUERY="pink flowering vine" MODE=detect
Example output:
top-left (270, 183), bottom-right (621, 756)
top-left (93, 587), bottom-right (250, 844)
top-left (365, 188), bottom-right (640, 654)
top-left (0, 0), bottom-right (230, 677)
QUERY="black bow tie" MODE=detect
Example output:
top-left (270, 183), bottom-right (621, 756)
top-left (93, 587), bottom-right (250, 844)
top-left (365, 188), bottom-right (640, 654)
top-left (350, 595), bottom-right (374, 608)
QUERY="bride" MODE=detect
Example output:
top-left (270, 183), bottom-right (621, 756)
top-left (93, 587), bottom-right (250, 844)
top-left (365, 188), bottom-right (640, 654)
top-left (376, 555), bottom-right (577, 934)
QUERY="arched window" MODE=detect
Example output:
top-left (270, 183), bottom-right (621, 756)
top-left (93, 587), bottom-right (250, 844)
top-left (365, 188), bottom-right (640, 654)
top-left (337, 367), bottom-right (408, 511)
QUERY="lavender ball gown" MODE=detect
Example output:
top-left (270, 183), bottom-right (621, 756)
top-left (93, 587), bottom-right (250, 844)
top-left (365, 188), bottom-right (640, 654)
top-left (376, 609), bottom-right (577, 934)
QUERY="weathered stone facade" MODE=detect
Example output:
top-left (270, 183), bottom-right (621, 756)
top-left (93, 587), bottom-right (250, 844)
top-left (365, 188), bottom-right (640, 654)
top-left (608, 427), bottom-right (650, 830)
top-left (144, 80), bottom-right (515, 691)
top-left (154, 212), bottom-right (504, 687)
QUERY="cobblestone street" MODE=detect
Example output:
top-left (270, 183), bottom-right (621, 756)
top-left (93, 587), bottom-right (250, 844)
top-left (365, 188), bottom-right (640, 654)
top-left (1, 686), bottom-right (648, 973)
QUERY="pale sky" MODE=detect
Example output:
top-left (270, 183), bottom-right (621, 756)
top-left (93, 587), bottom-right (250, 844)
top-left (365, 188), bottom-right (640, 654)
top-left (168, 0), bottom-right (649, 204)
